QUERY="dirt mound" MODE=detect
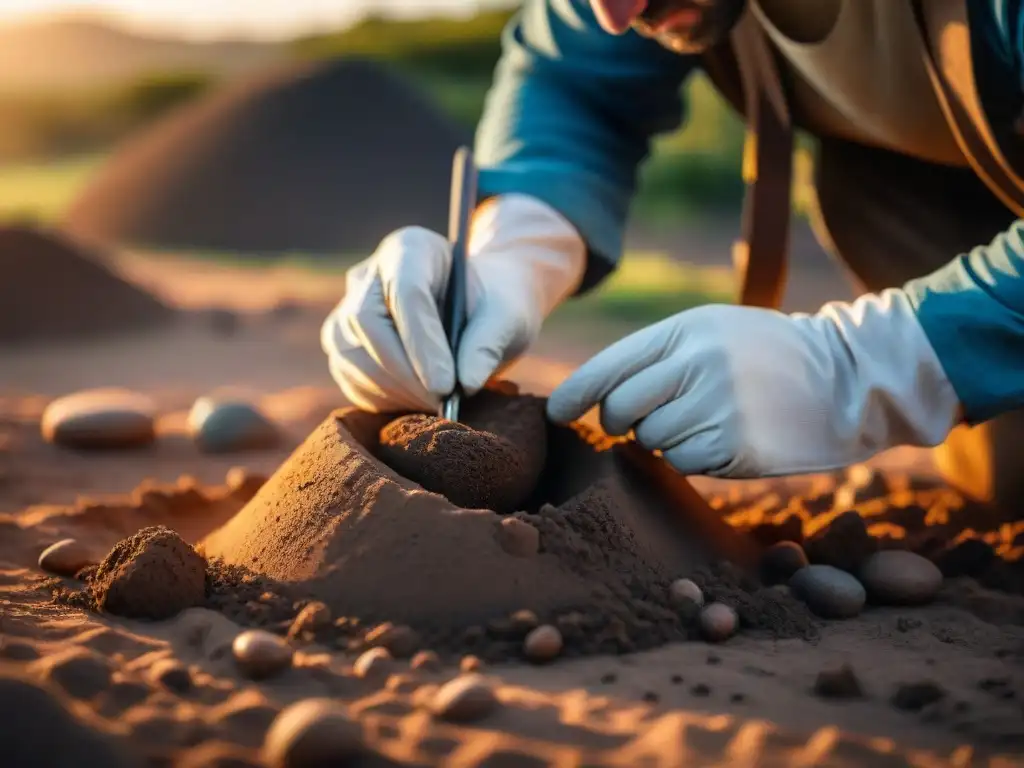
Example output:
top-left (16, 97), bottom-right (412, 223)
top-left (89, 526), bottom-right (207, 620)
top-left (199, 392), bottom-right (811, 657)
top-left (0, 224), bottom-right (174, 345)
top-left (378, 391), bottom-right (548, 512)
top-left (63, 57), bottom-right (471, 255)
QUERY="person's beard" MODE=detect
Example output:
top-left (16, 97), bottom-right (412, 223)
top-left (631, 0), bottom-right (747, 54)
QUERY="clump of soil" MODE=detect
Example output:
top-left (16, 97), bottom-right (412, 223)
top-left (88, 526), bottom-right (207, 620)
top-left (199, 389), bottom-right (817, 660)
top-left (377, 390), bottom-right (547, 512)
top-left (0, 224), bottom-right (175, 345)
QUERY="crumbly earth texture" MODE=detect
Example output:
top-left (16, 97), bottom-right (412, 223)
top-left (376, 388), bottom-right (548, 513)
top-left (4, 289), bottom-right (1024, 765)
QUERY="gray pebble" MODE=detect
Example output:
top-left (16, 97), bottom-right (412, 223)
top-left (790, 565), bottom-right (866, 619)
top-left (188, 396), bottom-right (279, 453)
top-left (699, 602), bottom-right (738, 642)
top-left (669, 578), bottom-right (704, 608)
top-left (859, 550), bottom-right (943, 606)
top-left (759, 541), bottom-right (809, 585)
top-left (41, 389), bottom-right (156, 450)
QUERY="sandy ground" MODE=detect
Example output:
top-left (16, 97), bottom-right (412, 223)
top-left (1, 256), bottom-right (1022, 767)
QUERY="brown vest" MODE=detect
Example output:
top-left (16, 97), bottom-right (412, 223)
top-left (705, 0), bottom-right (1024, 308)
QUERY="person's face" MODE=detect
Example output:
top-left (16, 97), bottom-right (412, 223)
top-left (591, 0), bottom-right (747, 54)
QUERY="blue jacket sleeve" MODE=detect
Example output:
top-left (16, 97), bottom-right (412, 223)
top-left (474, 0), bottom-right (697, 290)
top-left (904, 0), bottom-right (1024, 424)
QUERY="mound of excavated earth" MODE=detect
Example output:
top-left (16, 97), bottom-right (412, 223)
top-left (63, 57), bottom-right (470, 255)
top-left (200, 392), bottom-right (783, 651)
top-left (0, 224), bottom-right (174, 345)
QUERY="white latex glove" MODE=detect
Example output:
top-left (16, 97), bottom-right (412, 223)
top-left (547, 289), bottom-right (962, 478)
top-left (321, 193), bottom-right (586, 413)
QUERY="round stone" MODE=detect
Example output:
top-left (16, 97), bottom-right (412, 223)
top-left (38, 539), bottom-right (95, 577)
top-left (669, 578), bottom-right (704, 608)
top-left (523, 625), bottom-right (563, 663)
top-left (428, 674), bottom-right (498, 722)
top-left (858, 550), bottom-right (943, 606)
top-left (699, 603), bottom-right (738, 642)
top-left (790, 565), bottom-right (866, 619)
top-left (41, 389), bottom-right (156, 450)
top-left (262, 698), bottom-right (362, 767)
top-left (759, 541), bottom-right (809, 585)
top-left (352, 647), bottom-right (392, 679)
top-left (232, 630), bottom-right (294, 680)
top-left (188, 396), bottom-right (279, 453)
top-left (409, 650), bottom-right (441, 673)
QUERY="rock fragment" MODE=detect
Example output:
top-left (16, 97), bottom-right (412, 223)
top-left (262, 698), bottom-right (363, 768)
top-left (497, 516), bottom-right (540, 557)
top-left (409, 650), bottom-right (441, 673)
top-left (789, 565), bottom-right (865, 619)
top-left (759, 541), bottom-right (808, 585)
top-left (859, 551), bottom-right (943, 606)
top-left (41, 389), bottom-right (156, 450)
top-left (813, 665), bottom-right (864, 699)
top-left (188, 396), bottom-right (279, 453)
top-left (428, 674), bottom-right (498, 722)
top-left (352, 648), bottom-right (392, 680)
top-left (523, 625), bottom-right (563, 663)
top-left (669, 578), bottom-right (704, 608)
top-left (232, 630), bottom-right (294, 680)
top-left (38, 539), bottom-right (95, 577)
top-left (804, 511), bottom-right (876, 573)
top-left (364, 623), bottom-right (420, 658)
top-left (699, 603), bottom-right (739, 643)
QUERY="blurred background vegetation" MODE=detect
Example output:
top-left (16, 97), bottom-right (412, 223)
top-left (0, 7), bottom-right (819, 227)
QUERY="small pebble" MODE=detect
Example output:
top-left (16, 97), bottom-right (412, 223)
top-left (699, 603), bottom-right (738, 643)
top-left (813, 665), bottom-right (864, 699)
top-left (497, 517), bottom-right (540, 557)
top-left (523, 625), bottom-right (563, 663)
top-left (669, 578), bottom-right (704, 608)
top-left (428, 675), bottom-right (498, 722)
top-left (41, 389), bottom-right (156, 450)
top-left (353, 647), bottom-right (392, 679)
top-left (460, 655), bottom-right (483, 673)
top-left (759, 541), bottom-right (809, 585)
top-left (288, 602), bottom-right (331, 639)
top-left (364, 623), bottom-right (420, 658)
top-left (262, 698), bottom-right (362, 767)
top-left (789, 565), bottom-right (866, 619)
top-left (38, 538), bottom-right (95, 577)
top-left (232, 630), bottom-right (293, 680)
top-left (803, 511), bottom-right (876, 573)
top-left (858, 550), bottom-right (943, 606)
top-left (409, 650), bottom-right (441, 673)
top-left (188, 396), bottom-right (280, 453)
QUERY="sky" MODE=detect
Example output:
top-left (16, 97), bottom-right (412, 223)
top-left (0, 0), bottom-right (511, 40)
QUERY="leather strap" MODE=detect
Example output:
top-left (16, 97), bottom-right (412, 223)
top-left (912, 0), bottom-right (1024, 216)
top-left (729, 12), bottom-right (795, 310)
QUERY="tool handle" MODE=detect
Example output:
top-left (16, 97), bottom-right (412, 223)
top-left (442, 146), bottom-right (478, 391)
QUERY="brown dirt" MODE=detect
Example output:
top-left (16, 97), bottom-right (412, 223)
top-left (0, 224), bottom-right (175, 346)
top-left (377, 389), bottom-right (548, 512)
top-left (63, 57), bottom-right (470, 255)
top-left (88, 526), bottom-right (207, 620)
top-left (2, 258), bottom-right (1024, 764)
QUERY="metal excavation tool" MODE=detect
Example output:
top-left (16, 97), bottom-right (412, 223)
top-left (439, 146), bottom-right (478, 423)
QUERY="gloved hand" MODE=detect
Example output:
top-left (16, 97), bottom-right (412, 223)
top-left (547, 289), bottom-right (963, 477)
top-left (321, 193), bottom-right (586, 413)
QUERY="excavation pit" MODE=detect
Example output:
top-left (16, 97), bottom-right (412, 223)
top-left (201, 385), bottom-right (789, 657)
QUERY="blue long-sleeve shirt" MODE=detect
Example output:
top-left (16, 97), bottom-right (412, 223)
top-left (474, 0), bottom-right (1024, 425)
